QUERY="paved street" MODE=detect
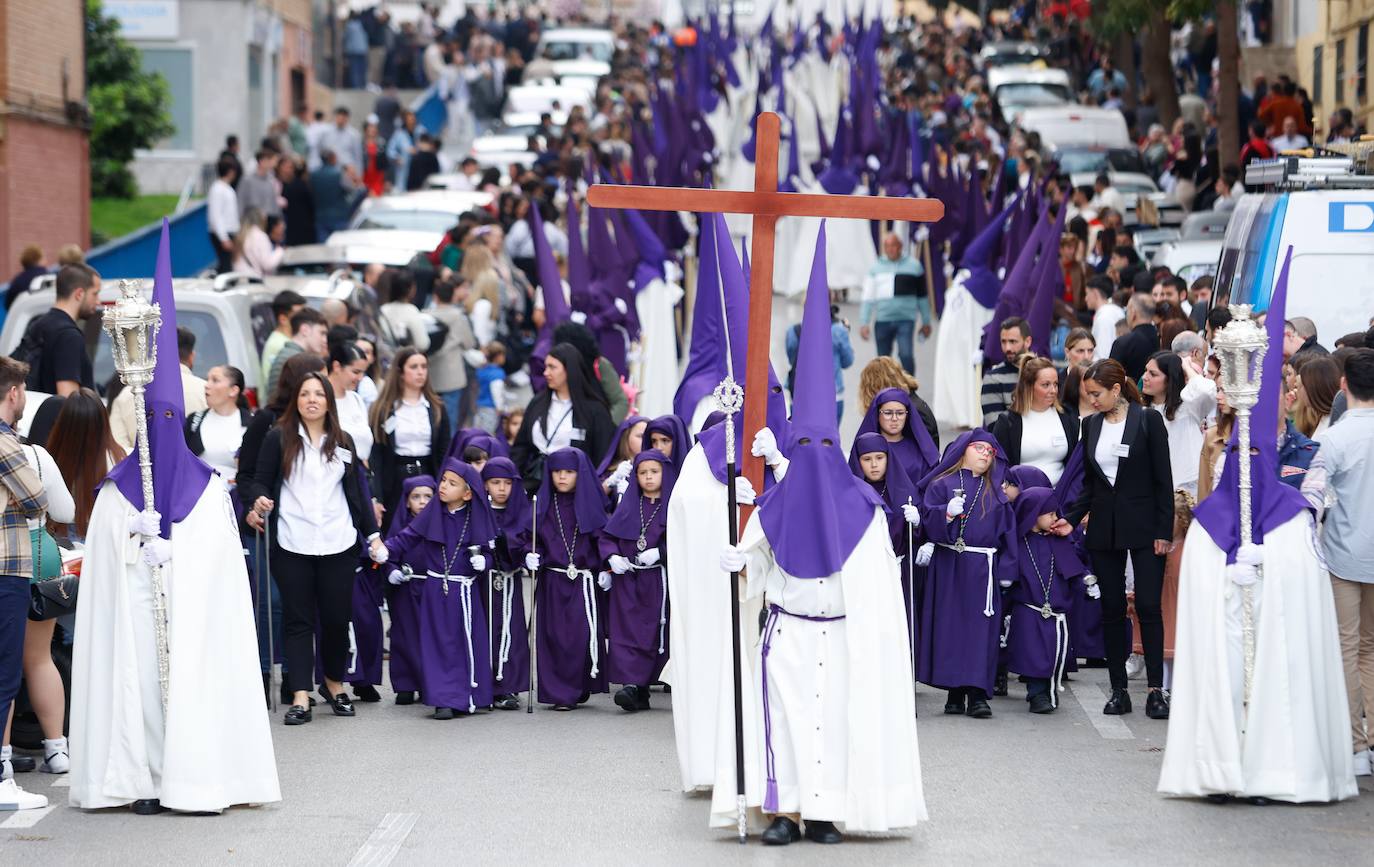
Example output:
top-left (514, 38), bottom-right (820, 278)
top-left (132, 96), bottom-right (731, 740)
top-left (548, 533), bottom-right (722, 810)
top-left (5, 297), bottom-right (1373, 865)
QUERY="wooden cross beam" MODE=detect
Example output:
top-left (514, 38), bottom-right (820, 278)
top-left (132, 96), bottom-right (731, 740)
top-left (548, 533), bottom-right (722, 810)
top-left (588, 111), bottom-right (945, 494)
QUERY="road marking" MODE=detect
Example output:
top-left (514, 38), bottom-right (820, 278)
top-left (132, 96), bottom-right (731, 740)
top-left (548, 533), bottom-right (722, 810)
top-left (347, 812), bottom-right (418, 867)
top-left (1, 805), bottom-right (56, 829)
top-left (1068, 682), bottom-right (1135, 740)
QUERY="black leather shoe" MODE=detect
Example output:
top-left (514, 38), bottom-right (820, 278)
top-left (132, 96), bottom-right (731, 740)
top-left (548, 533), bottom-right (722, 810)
top-left (1028, 692), bottom-right (1055, 714)
top-left (395, 690), bottom-right (416, 705)
top-left (284, 704), bottom-right (312, 725)
top-left (760, 816), bottom-right (802, 846)
top-left (577, 691), bottom-right (591, 705)
top-left (943, 689), bottom-right (966, 714)
top-left (1206, 794), bottom-right (1231, 804)
top-left (1103, 688), bottom-right (1133, 715)
top-left (1146, 689), bottom-right (1170, 719)
top-left (493, 694), bottom-right (520, 711)
top-left (319, 686), bottom-right (356, 717)
top-left (966, 690), bottom-right (992, 719)
top-left (993, 669), bottom-right (1009, 697)
top-left (614, 685), bottom-right (642, 712)
top-left (434, 707), bottom-right (455, 720)
top-left (353, 683), bottom-right (382, 703)
top-left (9, 755), bottom-right (36, 773)
top-left (804, 819), bottom-right (843, 844)
top-left (132, 798), bottom-right (166, 815)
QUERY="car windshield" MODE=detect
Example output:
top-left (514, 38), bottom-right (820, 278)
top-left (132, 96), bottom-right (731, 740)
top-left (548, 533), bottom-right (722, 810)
top-left (94, 308), bottom-right (230, 390)
top-left (995, 83), bottom-right (1072, 108)
top-left (543, 39), bottom-right (612, 62)
top-left (352, 210), bottom-right (458, 233)
top-left (984, 50), bottom-right (1047, 68)
top-left (1057, 148), bottom-right (1148, 175)
top-left (1176, 261), bottom-right (1218, 284)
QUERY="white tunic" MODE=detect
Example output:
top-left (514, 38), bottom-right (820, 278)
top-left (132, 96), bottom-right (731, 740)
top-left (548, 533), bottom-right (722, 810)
top-left (633, 274), bottom-right (684, 420)
top-left (1158, 515), bottom-right (1357, 803)
top-left (932, 274), bottom-right (993, 431)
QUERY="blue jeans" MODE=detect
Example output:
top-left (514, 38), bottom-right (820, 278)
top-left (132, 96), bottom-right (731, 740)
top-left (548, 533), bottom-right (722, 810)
top-left (346, 54), bottom-right (369, 89)
top-left (0, 575), bottom-right (28, 726)
top-left (440, 388), bottom-right (465, 433)
top-left (874, 319), bottom-right (916, 375)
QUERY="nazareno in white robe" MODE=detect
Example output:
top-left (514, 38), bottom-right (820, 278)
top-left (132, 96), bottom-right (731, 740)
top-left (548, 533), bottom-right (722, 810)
top-left (665, 442), bottom-right (764, 792)
top-left (1157, 514), bottom-right (1357, 803)
top-left (708, 508), bottom-right (926, 833)
top-left (69, 475), bottom-right (281, 812)
top-left (632, 269), bottom-right (684, 420)
top-left (932, 270), bottom-right (992, 431)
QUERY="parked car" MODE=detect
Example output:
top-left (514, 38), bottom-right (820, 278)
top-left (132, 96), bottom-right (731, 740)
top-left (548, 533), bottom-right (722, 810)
top-left (988, 66), bottom-right (1073, 125)
top-left (979, 41), bottom-right (1052, 69)
top-left (536, 27), bottom-right (614, 81)
top-left (1020, 106), bottom-right (1132, 152)
top-left (280, 243), bottom-right (426, 274)
top-left (1178, 210), bottom-right (1232, 241)
top-left (1150, 239), bottom-right (1222, 286)
top-left (504, 83), bottom-right (592, 118)
top-left (347, 190), bottom-right (494, 234)
top-left (1070, 171), bottom-right (1184, 227)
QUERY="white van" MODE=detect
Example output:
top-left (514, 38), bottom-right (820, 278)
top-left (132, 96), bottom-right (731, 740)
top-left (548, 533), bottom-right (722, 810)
top-left (987, 66), bottom-right (1073, 124)
top-left (1017, 106), bottom-right (1131, 150)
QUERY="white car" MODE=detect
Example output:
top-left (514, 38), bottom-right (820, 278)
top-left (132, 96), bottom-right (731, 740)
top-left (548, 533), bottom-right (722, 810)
top-left (1019, 106), bottom-right (1132, 150)
top-left (536, 27), bottom-right (613, 81)
top-left (1151, 239), bottom-right (1222, 285)
top-left (504, 83), bottom-right (592, 117)
top-left (347, 190), bottom-right (494, 234)
top-left (979, 41), bottom-right (1052, 69)
top-left (988, 66), bottom-right (1073, 124)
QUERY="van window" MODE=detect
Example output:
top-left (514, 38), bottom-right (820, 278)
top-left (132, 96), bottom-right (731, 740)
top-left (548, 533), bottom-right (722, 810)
top-left (1215, 194), bottom-right (1278, 308)
top-left (92, 309), bottom-right (230, 389)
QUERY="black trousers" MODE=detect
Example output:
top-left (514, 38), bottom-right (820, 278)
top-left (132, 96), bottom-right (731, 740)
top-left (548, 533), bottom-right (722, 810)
top-left (209, 232), bottom-right (234, 273)
top-left (1089, 546), bottom-right (1167, 690)
top-left (272, 547), bottom-right (356, 693)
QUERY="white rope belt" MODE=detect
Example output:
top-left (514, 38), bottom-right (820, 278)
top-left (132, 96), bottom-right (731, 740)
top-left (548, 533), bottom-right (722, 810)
top-left (938, 543), bottom-right (999, 617)
top-left (550, 565), bottom-right (599, 677)
top-left (1023, 603), bottom-right (1071, 709)
top-left (492, 569), bottom-right (523, 682)
top-left (621, 563), bottom-right (669, 655)
top-left (426, 570), bottom-right (479, 712)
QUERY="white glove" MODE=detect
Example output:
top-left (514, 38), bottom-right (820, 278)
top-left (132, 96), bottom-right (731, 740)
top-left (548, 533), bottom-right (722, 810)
top-left (946, 495), bottom-right (966, 519)
top-left (597, 571), bottom-right (612, 591)
top-left (1228, 561), bottom-right (1260, 586)
top-left (525, 552), bottom-right (542, 571)
top-left (610, 459), bottom-right (633, 483)
top-left (636, 548), bottom-right (661, 567)
top-left (971, 349), bottom-right (984, 368)
top-left (901, 503), bottom-right (921, 526)
top-left (570, 310), bottom-right (588, 324)
top-left (469, 554), bottom-right (488, 572)
top-left (388, 569), bottom-right (408, 586)
top-left (131, 510), bottom-right (162, 537)
top-left (1236, 542), bottom-right (1264, 568)
top-left (614, 475), bottom-right (631, 497)
top-left (999, 578), bottom-right (1013, 588)
top-left (914, 224), bottom-right (930, 243)
top-left (613, 297), bottom-right (628, 315)
top-left (609, 554), bottom-right (632, 575)
top-left (463, 348), bottom-right (487, 368)
top-left (719, 545), bottom-right (746, 573)
top-left (508, 369), bottom-right (531, 388)
top-left (915, 542), bottom-right (935, 567)
top-left (369, 541), bottom-right (390, 564)
top-left (141, 537), bottom-right (172, 567)
top-left (733, 475), bottom-right (756, 506)
top-left (751, 427), bottom-right (782, 467)
top-left (1087, 584), bottom-right (1102, 600)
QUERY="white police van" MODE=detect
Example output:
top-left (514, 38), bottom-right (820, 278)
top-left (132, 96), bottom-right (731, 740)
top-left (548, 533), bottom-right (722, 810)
top-left (1218, 154), bottom-right (1374, 342)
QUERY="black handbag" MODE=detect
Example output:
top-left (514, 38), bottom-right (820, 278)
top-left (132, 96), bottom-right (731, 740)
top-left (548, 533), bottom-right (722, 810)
top-left (25, 446), bottom-right (77, 621)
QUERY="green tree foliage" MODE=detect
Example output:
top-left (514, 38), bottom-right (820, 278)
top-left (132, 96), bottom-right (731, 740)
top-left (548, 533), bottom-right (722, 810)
top-left (85, 0), bottom-right (174, 198)
top-left (1091, 0), bottom-right (1211, 37)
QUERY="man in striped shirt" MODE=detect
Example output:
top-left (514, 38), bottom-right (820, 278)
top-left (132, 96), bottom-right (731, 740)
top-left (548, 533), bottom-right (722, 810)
top-left (980, 317), bottom-right (1030, 429)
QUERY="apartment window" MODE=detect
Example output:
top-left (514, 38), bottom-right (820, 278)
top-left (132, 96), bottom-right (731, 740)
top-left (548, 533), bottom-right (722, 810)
top-left (1336, 37), bottom-right (1346, 104)
top-left (1359, 23), bottom-right (1369, 103)
top-left (1314, 44), bottom-right (1323, 104)
top-left (138, 47), bottom-right (194, 151)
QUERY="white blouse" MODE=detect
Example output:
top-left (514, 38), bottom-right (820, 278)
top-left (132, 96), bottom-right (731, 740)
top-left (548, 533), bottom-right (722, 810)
top-left (278, 428), bottom-right (355, 556)
top-left (1019, 408), bottom-right (1068, 484)
top-left (198, 409), bottom-right (247, 483)
top-left (336, 389), bottom-right (374, 464)
top-left (22, 444), bottom-right (75, 527)
top-left (391, 399), bottom-right (432, 457)
top-left (1151, 377), bottom-right (1217, 496)
top-left (1095, 416), bottom-right (1128, 486)
top-left (531, 395), bottom-right (576, 455)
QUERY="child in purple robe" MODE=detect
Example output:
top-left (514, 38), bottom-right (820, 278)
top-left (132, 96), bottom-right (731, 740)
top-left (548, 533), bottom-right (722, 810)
top-left (383, 474), bottom-right (435, 705)
top-left (599, 449), bottom-right (676, 712)
top-left (375, 460), bottom-right (497, 719)
top-left (523, 448), bottom-right (610, 710)
top-left (916, 430), bottom-right (1015, 719)
top-left (482, 457), bottom-right (531, 709)
top-left (851, 432), bottom-right (923, 670)
top-left (1003, 487), bottom-right (1095, 714)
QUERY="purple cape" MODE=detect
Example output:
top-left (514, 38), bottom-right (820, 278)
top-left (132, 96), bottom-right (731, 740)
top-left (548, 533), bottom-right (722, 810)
top-left (848, 387), bottom-right (939, 482)
top-left (602, 449), bottom-right (677, 542)
top-left (641, 414), bottom-right (691, 469)
top-left (481, 457), bottom-right (531, 548)
top-left (918, 429), bottom-right (1011, 496)
top-left (534, 448), bottom-right (608, 533)
top-left (107, 219), bottom-right (215, 537)
top-left (597, 414), bottom-right (648, 477)
top-left (387, 474), bottom-right (436, 541)
top-left (1007, 465), bottom-right (1053, 492)
top-left (407, 458), bottom-right (498, 550)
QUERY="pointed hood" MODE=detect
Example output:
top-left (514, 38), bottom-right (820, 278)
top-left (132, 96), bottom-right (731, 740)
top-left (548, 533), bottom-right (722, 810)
top-left (530, 201), bottom-right (570, 366)
top-left (1194, 248), bottom-right (1311, 562)
top-left (107, 219), bottom-right (214, 538)
top-left (625, 208), bottom-right (667, 289)
top-left (960, 196), bottom-right (1019, 308)
top-left (1026, 203), bottom-right (1069, 356)
top-left (566, 195), bottom-right (592, 310)
top-left (754, 222), bottom-right (883, 579)
top-left (673, 215), bottom-right (725, 421)
top-left (982, 205), bottom-right (1050, 365)
top-left (817, 110), bottom-right (859, 195)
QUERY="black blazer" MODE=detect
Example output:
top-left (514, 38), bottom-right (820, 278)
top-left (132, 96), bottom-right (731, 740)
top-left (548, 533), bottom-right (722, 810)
top-left (1063, 403), bottom-right (1173, 551)
top-left (1109, 323), bottom-right (1159, 381)
top-left (991, 408), bottom-right (1079, 467)
top-left (242, 426), bottom-right (380, 548)
top-left (510, 392), bottom-right (615, 493)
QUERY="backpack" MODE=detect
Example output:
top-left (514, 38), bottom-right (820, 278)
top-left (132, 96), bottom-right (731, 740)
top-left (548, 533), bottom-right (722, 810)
top-left (13, 315), bottom-right (48, 390)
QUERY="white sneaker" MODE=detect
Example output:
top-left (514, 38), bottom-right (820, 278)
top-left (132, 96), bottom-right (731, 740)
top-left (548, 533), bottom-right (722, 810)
top-left (1125, 654), bottom-right (1146, 680)
top-left (0, 778), bottom-right (48, 811)
top-left (40, 739), bottom-right (68, 775)
top-left (1354, 750), bottom-right (1372, 777)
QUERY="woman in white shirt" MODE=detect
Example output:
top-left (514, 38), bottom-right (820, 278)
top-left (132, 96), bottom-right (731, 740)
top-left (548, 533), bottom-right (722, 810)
top-left (0, 441), bottom-right (77, 777)
top-left (327, 338), bottom-right (374, 465)
top-left (232, 209), bottom-right (285, 277)
top-left (1141, 351), bottom-right (1216, 498)
top-left (244, 372), bottom-right (380, 725)
top-left (185, 366), bottom-right (250, 484)
top-left (378, 269), bottom-right (431, 352)
top-left (991, 356), bottom-right (1079, 484)
top-left (354, 335), bottom-right (381, 409)
top-left (367, 347), bottom-right (450, 532)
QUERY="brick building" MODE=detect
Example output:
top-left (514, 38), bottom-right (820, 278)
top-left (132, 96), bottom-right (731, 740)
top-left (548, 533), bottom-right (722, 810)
top-left (0, 0), bottom-right (90, 277)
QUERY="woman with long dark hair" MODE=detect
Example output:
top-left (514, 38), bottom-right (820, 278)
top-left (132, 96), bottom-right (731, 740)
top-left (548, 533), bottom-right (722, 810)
top-left (327, 337), bottom-right (374, 465)
top-left (510, 343), bottom-right (614, 493)
top-left (186, 365), bottom-right (251, 484)
top-left (1141, 350), bottom-right (1215, 498)
top-left (368, 347), bottom-right (451, 531)
top-left (46, 388), bottom-right (125, 543)
top-left (991, 356), bottom-right (1079, 484)
top-left (1060, 359), bottom-right (1174, 720)
top-left (245, 372), bottom-right (380, 724)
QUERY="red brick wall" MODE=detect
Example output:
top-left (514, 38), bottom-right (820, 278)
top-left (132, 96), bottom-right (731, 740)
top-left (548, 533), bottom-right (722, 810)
top-left (1, 117), bottom-right (91, 275)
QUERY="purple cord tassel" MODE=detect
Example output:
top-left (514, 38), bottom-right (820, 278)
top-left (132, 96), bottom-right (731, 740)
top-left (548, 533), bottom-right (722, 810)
top-left (761, 607), bottom-right (781, 813)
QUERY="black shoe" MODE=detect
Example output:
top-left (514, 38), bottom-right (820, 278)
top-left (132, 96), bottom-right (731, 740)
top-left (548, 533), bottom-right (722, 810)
top-left (1248, 796), bottom-right (1272, 806)
top-left (9, 755), bottom-right (36, 773)
top-left (1206, 794), bottom-right (1232, 804)
top-left (551, 703), bottom-right (575, 711)
top-left (760, 816), bottom-right (802, 846)
top-left (577, 691), bottom-right (591, 705)
top-left (319, 686), bottom-right (356, 717)
top-left (263, 672), bottom-right (271, 708)
top-left (993, 669), bottom-right (1009, 697)
top-left (966, 690), bottom-right (992, 719)
top-left (395, 690), bottom-right (416, 705)
top-left (803, 819), bottom-right (843, 844)
top-left (434, 707), bottom-right (455, 720)
top-left (1146, 689), bottom-right (1170, 720)
top-left (493, 694), bottom-right (520, 711)
top-left (279, 681), bottom-right (294, 706)
top-left (614, 685), bottom-right (642, 713)
top-left (284, 704), bottom-right (312, 725)
top-left (132, 798), bottom-right (166, 815)
top-left (943, 689), bottom-right (966, 715)
top-left (1028, 692), bottom-right (1055, 714)
top-left (1103, 688), bottom-right (1132, 715)
top-left (353, 683), bottom-right (382, 703)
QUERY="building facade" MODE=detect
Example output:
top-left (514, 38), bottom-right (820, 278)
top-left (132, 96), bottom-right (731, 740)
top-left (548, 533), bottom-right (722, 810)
top-left (0, 0), bottom-right (90, 276)
top-left (1297, 0), bottom-right (1374, 135)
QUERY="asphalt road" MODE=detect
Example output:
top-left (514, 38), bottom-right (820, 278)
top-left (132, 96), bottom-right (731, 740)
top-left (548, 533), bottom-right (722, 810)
top-left (5, 298), bottom-right (1372, 865)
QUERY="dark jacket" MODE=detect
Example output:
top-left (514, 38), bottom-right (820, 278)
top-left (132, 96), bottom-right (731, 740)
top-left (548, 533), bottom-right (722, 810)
top-left (310, 164), bottom-right (353, 228)
top-left (242, 426), bottom-right (380, 547)
top-left (991, 407), bottom-right (1079, 467)
top-left (405, 150), bottom-right (442, 191)
top-left (1064, 403), bottom-right (1174, 550)
top-left (1109, 323), bottom-right (1159, 381)
top-left (1277, 419), bottom-right (1319, 489)
top-left (281, 177), bottom-right (316, 247)
top-left (510, 392), bottom-right (615, 493)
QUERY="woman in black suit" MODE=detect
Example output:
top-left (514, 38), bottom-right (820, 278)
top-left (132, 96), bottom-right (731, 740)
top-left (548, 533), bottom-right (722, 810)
top-left (1059, 359), bottom-right (1174, 720)
top-left (368, 347), bottom-right (452, 532)
top-left (991, 356), bottom-right (1078, 483)
top-left (511, 343), bottom-right (615, 494)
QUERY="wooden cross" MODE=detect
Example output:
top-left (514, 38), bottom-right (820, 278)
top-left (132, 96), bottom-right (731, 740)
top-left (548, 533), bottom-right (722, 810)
top-left (587, 111), bottom-right (945, 493)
